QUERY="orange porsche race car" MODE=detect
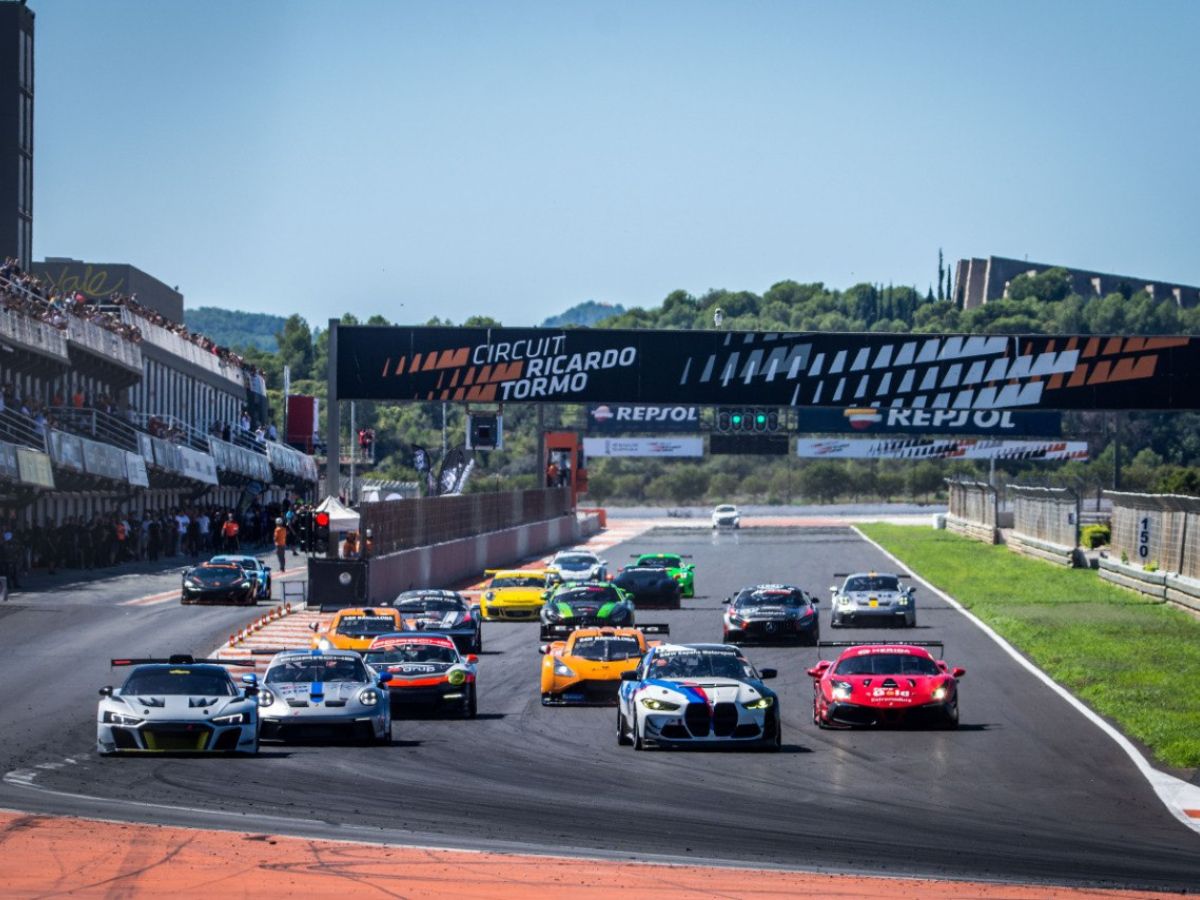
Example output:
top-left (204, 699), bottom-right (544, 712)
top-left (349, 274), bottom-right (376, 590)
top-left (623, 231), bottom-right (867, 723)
top-left (310, 607), bottom-right (403, 652)
top-left (539, 625), bottom-right (668, 706)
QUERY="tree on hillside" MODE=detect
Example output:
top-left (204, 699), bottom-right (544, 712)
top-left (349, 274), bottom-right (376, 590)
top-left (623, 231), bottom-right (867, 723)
top-left (276, 315), bottom-right (314, 380)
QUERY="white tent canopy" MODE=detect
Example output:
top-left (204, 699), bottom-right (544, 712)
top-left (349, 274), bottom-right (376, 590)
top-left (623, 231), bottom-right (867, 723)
top-left (314, 496), bottom-right (361, 532)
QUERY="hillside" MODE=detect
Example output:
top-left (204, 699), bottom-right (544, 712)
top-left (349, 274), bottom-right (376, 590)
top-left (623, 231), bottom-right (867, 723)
top-left (541, 300), bottom-right (626, 328)
top-left (185, 307), bottom-right (287, 351)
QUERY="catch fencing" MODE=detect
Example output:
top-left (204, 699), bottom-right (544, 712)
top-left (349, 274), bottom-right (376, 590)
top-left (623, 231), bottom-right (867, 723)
top-left (944, 479), bottom-right (999, 544)
top-left (358, 486), bottom-right (571, 556)
top-left (1100, 491), bottom-right (1200, 612)
top-left (1006, 485), bottom-right (1080, 566)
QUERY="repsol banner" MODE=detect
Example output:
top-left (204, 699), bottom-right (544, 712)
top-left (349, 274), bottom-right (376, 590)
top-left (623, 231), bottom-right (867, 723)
top-left (799, 407), bottom-right (1061, 436)
top-left (587, 404), bottom-right (700, 433)
top-left (796, 438), bottom-right (1089, 461)
top-left (333, 325), bottom-right (1200, 410)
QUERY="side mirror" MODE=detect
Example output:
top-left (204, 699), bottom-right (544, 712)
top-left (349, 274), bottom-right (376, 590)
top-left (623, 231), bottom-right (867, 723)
top-left (806, 661), bottom-right (831, 678)
top-left (810, 596), bottom-right (819, 605)
top-left (952, 667), bottom-right (966, 679)
top-left (98, 686), bottom-right (114, 697)
top-left (722, 597), bottom-right (731, 605)
top-left (466, 654), bottom-right (479, 665)
top-left (241, 673), bottom-right (258, 685)
top-left (538, 644), bottom-right (550, 655)
top-left (619, 670), bottom-right (639, 681)
top-left (377, 672), bottom-right (393, 684)
top-left (541, 591), bottom-right (551, 600)
top-left (759, 668), bottom-right (777, 680)
top-left (263, 565), bottom-right (272, 573)
top-left (308, 622), bottom-right (319, 633)
top-left (829, 585), bottom-right (837, 593)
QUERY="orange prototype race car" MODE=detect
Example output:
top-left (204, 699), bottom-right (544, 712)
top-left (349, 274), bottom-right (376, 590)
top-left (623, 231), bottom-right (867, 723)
top-left (310, 607), bottom-right (403, 652)
top-left (539, 625), bottom-right (669, 706)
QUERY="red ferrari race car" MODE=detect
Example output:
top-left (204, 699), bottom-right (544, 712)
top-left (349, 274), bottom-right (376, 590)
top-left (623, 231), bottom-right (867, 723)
top-left (808, 641), bottom-right (965, 729)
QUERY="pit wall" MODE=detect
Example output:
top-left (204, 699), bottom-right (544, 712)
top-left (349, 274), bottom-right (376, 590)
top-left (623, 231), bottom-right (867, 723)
top-left (367, 512), bottom-right (601, 601)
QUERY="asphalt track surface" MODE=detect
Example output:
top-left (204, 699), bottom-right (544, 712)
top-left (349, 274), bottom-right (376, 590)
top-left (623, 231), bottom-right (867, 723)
top-left (2, 527), bottom-right (1198, 891)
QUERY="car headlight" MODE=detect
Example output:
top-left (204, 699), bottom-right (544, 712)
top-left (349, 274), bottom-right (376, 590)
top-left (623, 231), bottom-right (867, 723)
top-left (257, 689), bottom-right (275, 707)
top-left (932, 685), bottom-right (947, 701)
top-left (639, 697), bottom-right (681, 711)
top-left (447, 669), bottom-right (467, 686)
top-left (183, 579), bottom-right (199, 589)
top-left (543, 607), bottom-right (561, 622)
top-left (212, 712), bottom-right (249, 725)
top-left (359, 689), bottom-right (380, 706)
top-left (485, 591), bottom-right (495, 600)
top-left (742, 696), bottom-right (774, 710)
top-left (553, 659), bottom-right (576, 678)
top-left (831, 680), bottom-right (853, 701)
top-left (897, 596), bottom-right (909, 605)
top-left (102, 710), bottom-right (143, 726)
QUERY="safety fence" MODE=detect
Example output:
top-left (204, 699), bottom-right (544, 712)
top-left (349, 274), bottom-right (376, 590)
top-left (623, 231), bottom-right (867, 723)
top-left (944, 479), bottom-right (999, 544)
top-left (359, 486), bottom-right (571, 556)
top-left (1007, 485), bottom-right (1080, 566)
top-left (1097, 492), bottom-right (1200, 613)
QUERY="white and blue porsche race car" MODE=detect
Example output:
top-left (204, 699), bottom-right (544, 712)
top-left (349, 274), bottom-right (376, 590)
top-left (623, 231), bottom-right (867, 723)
top-left (256, 648), bottom-right (392, 744)
top-left (210, 554), bottom-right (273, 600)
top-left (616, 643), bottom-right (780, 751)
top-left (97, 655), bottom-right (260, 755)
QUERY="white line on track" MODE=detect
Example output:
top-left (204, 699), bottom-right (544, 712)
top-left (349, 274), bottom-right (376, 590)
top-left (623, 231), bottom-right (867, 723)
top-left (852, 524), bottom-right (1200, 836)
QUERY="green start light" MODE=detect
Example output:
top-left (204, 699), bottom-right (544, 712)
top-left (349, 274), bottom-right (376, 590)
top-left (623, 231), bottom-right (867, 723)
top-left (755, 413), bottom-right (767, 424)
top-left (731, 413), bottom-right (743, 425)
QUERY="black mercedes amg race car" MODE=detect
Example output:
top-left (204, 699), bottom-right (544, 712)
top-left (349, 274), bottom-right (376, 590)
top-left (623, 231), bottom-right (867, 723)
top-left (722, 584), bottom-right (820, 645)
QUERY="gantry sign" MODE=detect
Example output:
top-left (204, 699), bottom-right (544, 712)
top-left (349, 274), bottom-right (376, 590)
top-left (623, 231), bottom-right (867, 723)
top-left (325, 324), bottom-right (1200, 490)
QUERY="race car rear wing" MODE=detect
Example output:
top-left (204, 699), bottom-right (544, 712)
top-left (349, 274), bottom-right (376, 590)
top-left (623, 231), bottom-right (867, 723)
top-left (832, 572), bottom-right (911, 578)
top-left (630, 554), bottom-right (694, 559)
top-left (637, 624), bottom-right (670, 635)
top-left (111, 655), bottom-right (258, 667)
top-left (539, 623), bottom-right (670, 640)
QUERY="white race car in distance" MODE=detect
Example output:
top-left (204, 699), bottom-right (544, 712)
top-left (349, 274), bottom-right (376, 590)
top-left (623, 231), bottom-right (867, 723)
top-left (546, 549), bottom-right (608, 584)
top-left (711, 505), bottom-right (741, 529)
top-left (617, 643), bottom-right (780, 750)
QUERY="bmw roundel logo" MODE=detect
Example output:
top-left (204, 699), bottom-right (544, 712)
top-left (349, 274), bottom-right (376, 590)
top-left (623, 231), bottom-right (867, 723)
top-left (338, 572), bottom-right (352, 586)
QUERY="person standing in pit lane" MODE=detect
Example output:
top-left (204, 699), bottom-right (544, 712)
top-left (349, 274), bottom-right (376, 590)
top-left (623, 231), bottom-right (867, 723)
top-left (273, 518), bottom-right (288, 573)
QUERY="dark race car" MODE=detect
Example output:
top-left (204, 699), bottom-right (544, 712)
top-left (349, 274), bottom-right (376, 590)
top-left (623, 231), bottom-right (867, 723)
top-left (612, 565), bottom-right (682, 610)
top-left (181, 562), bottom-right (258, 606)
top-left (723, 584), bottom-right (820, 645)
top-left (539, 582), bottom-right (636, 641)
top-left (390, 590), bottom-right (482, 654)
top-left (808, 641), bottom-right (965, 729)
top-left (364, 633), bottom-right (478, 718)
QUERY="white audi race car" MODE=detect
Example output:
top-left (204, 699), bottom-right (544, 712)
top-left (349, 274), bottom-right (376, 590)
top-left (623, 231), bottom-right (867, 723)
top-left (256, 648), bottom-right (393, 744)
top-left (830, 571), bottom-right (917, 628)
top-left (97, 655), bottom-right (260, 755)
top-left (546, 549), bottom-right (608, 584)
top-left (617, 643), bottom-right (780, 750)
top-left (711, 504), bottom-right (741, 529)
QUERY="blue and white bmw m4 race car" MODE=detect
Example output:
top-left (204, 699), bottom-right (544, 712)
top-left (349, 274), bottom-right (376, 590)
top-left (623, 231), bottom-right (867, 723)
top-left (616, 643), bottom-right (780, 751)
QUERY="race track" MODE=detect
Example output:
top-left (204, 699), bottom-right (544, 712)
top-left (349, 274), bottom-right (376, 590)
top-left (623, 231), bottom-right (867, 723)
top-left (2, 526), bottom-right (1198, 891)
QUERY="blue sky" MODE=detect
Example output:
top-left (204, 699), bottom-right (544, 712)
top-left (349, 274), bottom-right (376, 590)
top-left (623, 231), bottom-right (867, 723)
top-left (31, 1), bottom-right (1200, 327)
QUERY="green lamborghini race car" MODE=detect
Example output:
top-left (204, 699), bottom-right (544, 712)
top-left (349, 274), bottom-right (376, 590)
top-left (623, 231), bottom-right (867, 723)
top-left (629, 553), bottom-right (695, 598)
top-left (538, 582), bottom-right (636, 641)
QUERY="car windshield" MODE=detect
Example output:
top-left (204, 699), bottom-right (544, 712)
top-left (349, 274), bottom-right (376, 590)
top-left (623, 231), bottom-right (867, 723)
top-left (194, 564), bottom-right (239, 578)
top-left (491, 576), bottom-right (545, 588)
top-left (555, 586), bottom-right (619, 605)
top-left (266, 657), bottom-right (368, 683)
top-left (637, 556), bottom-right (680, 569)
top-left (335, 615), bottom-right (398, 636)
top-left (715, 506), bottom-right (736, 513)
top-left (123, 668), bottom-right (236, 696)
top-left (845, 575), bottom-right (900, 593)
top-left (739, 590), bottom-right (803, 608)
top-left (556, 555), bottom-right (595, 568)
top-left (835, 653), bottom-right (940, 676)
top-left (397, 598), bottom-right (463, 614)
top-left (570, 636), bottom-right (643, 661)
top-left (648, 650), bottom-right (750, 680)
top-left (365, 643), bottom-right (460, 665)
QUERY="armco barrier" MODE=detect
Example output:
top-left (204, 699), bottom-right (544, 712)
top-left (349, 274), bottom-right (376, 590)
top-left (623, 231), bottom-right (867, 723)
top-left (1007, 485), bottom-right (1080, 567)
top-left (944, 479), bottom-right (999, 544)
top-left (1107, 491), bottom-right (1200, 578)
top-left (366, 512), bottom-right (602, 603)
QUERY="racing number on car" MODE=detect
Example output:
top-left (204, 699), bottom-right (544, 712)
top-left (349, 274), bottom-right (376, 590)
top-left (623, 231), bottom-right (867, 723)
top-left (1139, 516), bottom-right (1151, 561)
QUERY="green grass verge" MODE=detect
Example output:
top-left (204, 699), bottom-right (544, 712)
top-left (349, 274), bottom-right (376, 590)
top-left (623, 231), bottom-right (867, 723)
top-left (858, 523), bottom-right (1200, 769)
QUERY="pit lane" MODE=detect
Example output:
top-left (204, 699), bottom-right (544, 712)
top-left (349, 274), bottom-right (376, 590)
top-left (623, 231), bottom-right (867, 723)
top-left (2, 526), bottom-right (1198, 891)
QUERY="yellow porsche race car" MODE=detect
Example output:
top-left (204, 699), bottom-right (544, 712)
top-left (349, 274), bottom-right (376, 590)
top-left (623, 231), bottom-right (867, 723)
top-left (539, 625), bottom-right (668, 705)
top-left (479, 569), bottom-right (551, 621)
top-left (310, 607), bottom-right (403, 652)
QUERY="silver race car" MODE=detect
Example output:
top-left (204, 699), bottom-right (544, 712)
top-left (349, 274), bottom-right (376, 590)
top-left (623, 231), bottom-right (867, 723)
top-left (256, 648), bottom-right (393, 744)
top-left (830, 571), bottom-right (916, 628)
top-left (546, 549), bottom-right (608, 584)
top-left (97, 655), bottom-right (260, 755)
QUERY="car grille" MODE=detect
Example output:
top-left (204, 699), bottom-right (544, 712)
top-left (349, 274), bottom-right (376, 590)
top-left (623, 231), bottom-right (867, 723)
top-left (684, 702), bottom-right (710, 736)
top-left (660, 722), bottom-right (690, 739)
top-left (712, 702), bottom-right (738, 736)
top-left (111, 727), bottom-right (139, 750)
top-left (733, 723), bottom-right (761, 738)
top-left (325, 700), bottom-right (347, 708)
top-left (212, 730), bottom-right (241, 751)
top-left (286, 699), bottom-right (308, 708)
top-left (143, 724), bottom-right (211, 751)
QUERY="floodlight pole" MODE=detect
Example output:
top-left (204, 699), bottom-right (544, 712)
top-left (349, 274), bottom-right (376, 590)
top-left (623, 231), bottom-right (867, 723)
top-left (326, 319), bottom-right (340, 500)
